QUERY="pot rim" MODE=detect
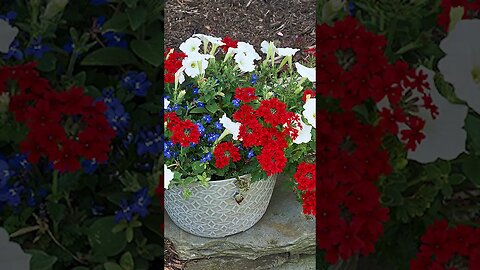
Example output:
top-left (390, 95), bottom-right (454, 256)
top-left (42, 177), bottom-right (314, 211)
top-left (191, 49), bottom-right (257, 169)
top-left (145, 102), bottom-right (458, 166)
top-left (201, 173), bottom-right (277, 184)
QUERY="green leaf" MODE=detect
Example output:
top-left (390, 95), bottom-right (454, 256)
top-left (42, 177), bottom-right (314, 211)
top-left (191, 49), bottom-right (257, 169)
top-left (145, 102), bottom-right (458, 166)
top-left (126, 227), bottom-right (134, 243)
top-left (140, 102), bottom-right (162, 113)
top-left (131, 38), bottom-right (163, 67)
top-left (81, 48), bottom-right (139, 66)
top-left (124, 0), bottom-right (138, 8)
top-left (37, 53), bottom-right (57, 72)
top-left (102, 13), bottom-right (130, 33)
top-left (103, 262), bottom-right (123, 270)
top-left (206, 102), bottom-right (219, 113)
top-left (27, 250), bottom-right (57, 270)
top-left (127, 6), bottom-right (147, 31)
top-left (120, 252), bottom-right (135, 270)
top-left (465, 114), bottom-right (480, 154)
top-left (190, 108), bottom-right (208, 114)
top-left (46, 202), bottom-right (66, 229)
top-left (88, 217), bottom-right (127, 257)
top-left (448, 174), bottom-right (465, 185)
top-left (462, 156), bottom-right (480, 187)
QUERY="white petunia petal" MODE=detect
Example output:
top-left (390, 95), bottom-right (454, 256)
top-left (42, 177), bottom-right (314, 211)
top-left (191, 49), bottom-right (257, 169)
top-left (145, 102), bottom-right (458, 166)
top-left (164, 165), bottom-right (174, 189)
top-left (219, 114), bottom-right (240, 140)
top-left (302, 98), bottom-right (316, 128)
top-left (193, 34), bottom-right (225, 46)
top-left (179, 37), bottom-right (202, 56)
top-left (438, 19), bottom-right (480, 114)
top-left (295, 62), bottom-right (316, 82)
top-left (164, 98), bottom-right (170, 110)
top-left (0, 19), bottom-right (18, 53)
top-left (277, 47), bottom-right (299, 57)
top-left (292, 114), bottom-right (312, 144)
top-left (406, 67), bottom-right (468, 163)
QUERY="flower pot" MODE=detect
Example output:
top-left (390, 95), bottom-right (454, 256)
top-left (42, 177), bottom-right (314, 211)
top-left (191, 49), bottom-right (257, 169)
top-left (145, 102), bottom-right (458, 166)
top-left (165, 174), bottom-right (277, 238)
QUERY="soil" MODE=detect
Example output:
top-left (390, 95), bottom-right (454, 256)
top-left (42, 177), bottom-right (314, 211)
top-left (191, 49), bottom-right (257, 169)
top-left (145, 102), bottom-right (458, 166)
top-left (164, 0), bottom-right (316, 50)
top-left (164, 1), bottom-right (315, 269)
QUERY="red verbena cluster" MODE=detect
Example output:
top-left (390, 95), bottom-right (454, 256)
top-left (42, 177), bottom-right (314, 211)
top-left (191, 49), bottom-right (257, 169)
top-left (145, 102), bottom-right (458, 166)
top-left (165, 112), bottom-right (201, 148)
top-left (437, 0), bottom-right (480, 31)
top-left (317, 17), bottom-right (433, 151)
top-left (231, 95), bottom-right (300, 176)
top-left (0, 62), bottom-right (115, 173)
top-left (410, 220), bottom-right (480, 270)
top-left (213, 142), bottom-right (241, 169)
top-left (317, 110), bottom-right (390, 264)
top-left (220, 36), bottom-right (239, 52)
top-left (294, 162), bottom-right (316, 216)
top-left (164, 48), bottom-right (187, 84)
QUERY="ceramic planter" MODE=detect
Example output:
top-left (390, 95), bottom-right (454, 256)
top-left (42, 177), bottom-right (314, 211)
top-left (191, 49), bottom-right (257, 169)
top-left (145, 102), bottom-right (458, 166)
top-left (165, 174), bottom-right (277, 238)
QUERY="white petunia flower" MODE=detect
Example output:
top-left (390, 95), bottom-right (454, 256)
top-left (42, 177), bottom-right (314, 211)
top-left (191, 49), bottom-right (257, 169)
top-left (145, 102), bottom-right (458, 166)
top-left (219, 114), bottom-right (240, 140)
top-left (406, 66), bottom-right (468, 163)
top-left (302, 98), bottom-right (316, 128)
top-left (234, 53), bottom-right (256, 72)
top-left (260, 40), bottom-right (271, 54)
top-left (292, 114), bottom-right (313, 144)
top-left (295, 62), bottom-right (316, 82)
top-left (0, 19), bottom-right (18, 53)
top-left (164, 165), bottom-right (174, 189)
top-left (438, 19), bottom-right (480, 114)
top-left (164, 98), bottom-right (170, 110)
top-left (182, 54), bottom-right (212, 78)
top-left (277, 47), bottom-right (300, 57)
top-left (235, 42), bottom-right (261, 61)
top-left (193, 34), bottom-right (225, 46)
top-left (179, 37), bottom-right (202, 56)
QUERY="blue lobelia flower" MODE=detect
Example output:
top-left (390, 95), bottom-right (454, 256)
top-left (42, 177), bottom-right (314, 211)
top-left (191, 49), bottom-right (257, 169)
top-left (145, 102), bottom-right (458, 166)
top-left (164, 141), bottom-right (177, 159)
top-left (26, 188), bottom-right (36, 207)
top-left (196, 101), bottom-right (205, 108)
top-left (131, 187), bottom-right (152, 218)
top-left (82, 159), bottom-right (99, 174)
top-left (0, 160), bottom-right (11, 186)
top-left (114, 200), bottom-right (133, 223)
top-left (0, 11), bottom-right (17, 24)
top-left (121, 71), bottom-right (151, 97)
top-left (232, 99), bottom-right (240, 107)
top-left (0, 182), bottom-right (24, 207)
top-left (251, 74), bottom-right (258, 84)
top-left (214, 121), bottom-right (223, 130)
top-left (104, 98), bottom-right (130, 136)
top-left (3, 39), bottom-right (23, 61)
top-left (91, 203), bottom-right (105, 216)
top-left (200, 152), bottom-right (213, 163)
top-left (202, 115), bottom-right (212, 123)
top-left (192, 87), bottom-right (199, 95)
top-left (206, 133), bottom-right (220, 143)
top-left (247, 149), bottom-right (255, 159)
top-left (136, 126), bottom-right (162, 156)
top-left (349, 1), bottom-right (356, 16)
top-left (196, 122), bottom-right (206, 135)
top-left (90, 0), bottom-right (109, 6)
top-left (25, 37), bottom-right (50, 59)
top-left (102, 31), bottom-right (128, 49)
top-left (95, 16), bottom-right (106, 29)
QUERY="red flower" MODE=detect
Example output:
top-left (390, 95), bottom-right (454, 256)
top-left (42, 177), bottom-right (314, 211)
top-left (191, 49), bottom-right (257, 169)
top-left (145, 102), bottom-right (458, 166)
top-left (238, 118), bottom-right (265, 147)
top-left (257, 146), bottom-right (287, 176)
top-left (232, 104), bottom-right (255, 123)
top-left (164, 48), bottom-right (187, 84)
top-left (51, 142), bottom-right (82, 173)
top-left (294, 162), bottom-right (316, 191)
top-left (256, 98), bottom-right (289, 126)
top-left (165, 111), bottom-right (182, 130)
top-left (234, 87), bottom-right (257, 103)
top-left (213, 142), bottom-right (241, 168)
top-left (220, 36), bottom-right (238, 52)
top-left (302, 89), bottom-right (316, 103)
top-left (301, 191), bottom-right (316, 216)
top-left (170, 119), bottom-right (201, 147)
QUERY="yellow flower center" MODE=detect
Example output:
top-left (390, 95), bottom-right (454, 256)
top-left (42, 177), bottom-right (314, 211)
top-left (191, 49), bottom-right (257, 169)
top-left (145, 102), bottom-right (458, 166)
top-left (472, 66), bottom-right (480, 85)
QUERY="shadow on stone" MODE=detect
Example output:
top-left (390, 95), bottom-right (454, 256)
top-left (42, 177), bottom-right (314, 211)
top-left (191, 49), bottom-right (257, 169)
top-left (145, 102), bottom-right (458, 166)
top-left (164, 175), bottom-right (316, 269)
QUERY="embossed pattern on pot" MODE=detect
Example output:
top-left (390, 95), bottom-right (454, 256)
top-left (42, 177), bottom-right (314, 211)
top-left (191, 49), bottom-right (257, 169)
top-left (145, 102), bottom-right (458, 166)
top-left (165, 174), bottom-right (278, 238)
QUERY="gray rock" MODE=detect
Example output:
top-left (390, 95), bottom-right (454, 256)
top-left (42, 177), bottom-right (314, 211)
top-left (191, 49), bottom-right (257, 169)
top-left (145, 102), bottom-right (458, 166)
top-left (165, 175), bottom-right (316, 267)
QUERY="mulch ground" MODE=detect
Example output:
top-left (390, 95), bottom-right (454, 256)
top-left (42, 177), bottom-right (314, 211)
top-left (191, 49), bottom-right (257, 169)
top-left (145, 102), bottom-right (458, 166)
top-left (163, 1), bottom-right (315, 269)
top-left (164, 0), bottom-right (316, 49)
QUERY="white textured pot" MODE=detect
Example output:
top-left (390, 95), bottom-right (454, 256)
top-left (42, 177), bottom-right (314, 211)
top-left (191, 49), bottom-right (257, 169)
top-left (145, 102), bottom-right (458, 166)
top-left (165, 174), bottom-right (277, 238)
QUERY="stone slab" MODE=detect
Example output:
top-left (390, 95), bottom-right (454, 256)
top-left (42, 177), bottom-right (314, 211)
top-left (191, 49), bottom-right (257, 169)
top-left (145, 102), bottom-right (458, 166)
top-left (164, 175), bottom-right (316, 264)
